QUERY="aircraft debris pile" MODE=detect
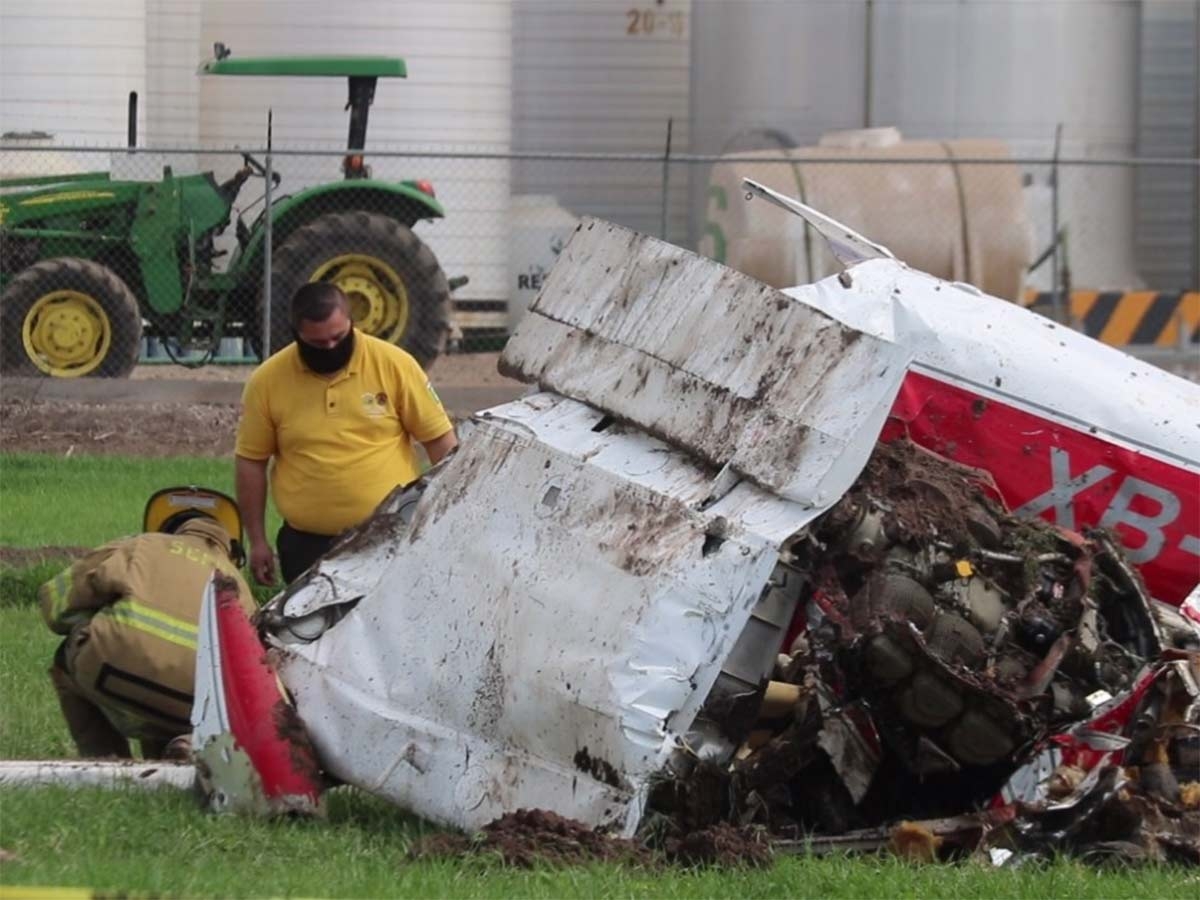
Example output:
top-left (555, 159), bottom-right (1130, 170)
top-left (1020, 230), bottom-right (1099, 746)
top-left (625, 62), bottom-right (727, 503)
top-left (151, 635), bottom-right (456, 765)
top-left (645, 440), bottom-right (1200, 865)
top-left (188, 200), bottom-right (1198, 868)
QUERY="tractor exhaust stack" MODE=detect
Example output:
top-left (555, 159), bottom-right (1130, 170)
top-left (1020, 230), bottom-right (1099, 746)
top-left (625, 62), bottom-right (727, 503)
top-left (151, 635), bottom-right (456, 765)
top-left (127, 91), bottom-right (137, 149)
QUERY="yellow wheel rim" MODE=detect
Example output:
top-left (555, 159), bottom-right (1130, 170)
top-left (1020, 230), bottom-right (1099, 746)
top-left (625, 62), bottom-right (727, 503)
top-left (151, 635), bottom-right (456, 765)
top-left (21, 290), bottom-right (112, 377)
top-left (310, 253), bottom-right (409, 343)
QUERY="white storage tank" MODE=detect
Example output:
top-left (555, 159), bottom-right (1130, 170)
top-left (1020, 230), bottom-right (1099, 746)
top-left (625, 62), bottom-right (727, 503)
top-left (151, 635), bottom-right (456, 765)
top-left (196, 0), bottom-right (513, 308)
top-left (508, 194), bottom-right (580, 332)
top-left (690, 0), bottom-right (1144, 291)
top-left (870, 0), bottom-right (1141, 291)
top-left (512, 0), bottom-right (692, 239)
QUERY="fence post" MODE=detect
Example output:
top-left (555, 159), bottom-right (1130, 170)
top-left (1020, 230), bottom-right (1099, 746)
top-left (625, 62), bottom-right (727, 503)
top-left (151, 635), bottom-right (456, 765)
top-left (1050, 123), bottom-right (1065, 326)
top-left (660, 117), bottom-right (674, 240)
top-left (262, 110), bottom-right (273, 358)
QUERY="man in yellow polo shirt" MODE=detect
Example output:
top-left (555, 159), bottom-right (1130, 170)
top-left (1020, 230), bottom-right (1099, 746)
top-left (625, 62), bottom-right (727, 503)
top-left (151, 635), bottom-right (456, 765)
top-left (235, 283), bottom-right (457, 585)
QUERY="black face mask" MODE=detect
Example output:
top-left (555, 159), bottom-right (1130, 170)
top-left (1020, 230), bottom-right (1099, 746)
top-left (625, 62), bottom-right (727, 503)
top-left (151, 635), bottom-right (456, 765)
top-left (294, 327), bottom-right (355, 374)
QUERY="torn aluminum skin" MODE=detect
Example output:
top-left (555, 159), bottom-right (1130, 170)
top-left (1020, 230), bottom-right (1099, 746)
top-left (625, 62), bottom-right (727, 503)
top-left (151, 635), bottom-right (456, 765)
top-left (261, 220), bottom-right (910, 835)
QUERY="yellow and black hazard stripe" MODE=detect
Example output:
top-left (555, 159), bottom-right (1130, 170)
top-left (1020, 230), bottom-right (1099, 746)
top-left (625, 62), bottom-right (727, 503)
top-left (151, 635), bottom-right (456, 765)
top-left (1021, 290), bottom-right (1200, 346)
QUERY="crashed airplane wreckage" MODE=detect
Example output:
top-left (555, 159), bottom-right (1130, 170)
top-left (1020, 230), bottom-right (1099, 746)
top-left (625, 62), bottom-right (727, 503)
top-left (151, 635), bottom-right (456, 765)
top-left (193, 181), bottom-right (1200, 862)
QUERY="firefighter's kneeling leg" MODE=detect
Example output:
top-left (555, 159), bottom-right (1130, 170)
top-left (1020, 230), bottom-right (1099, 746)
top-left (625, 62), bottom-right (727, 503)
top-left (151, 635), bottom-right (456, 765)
top-left (49, 634), bottom-right (131, 759)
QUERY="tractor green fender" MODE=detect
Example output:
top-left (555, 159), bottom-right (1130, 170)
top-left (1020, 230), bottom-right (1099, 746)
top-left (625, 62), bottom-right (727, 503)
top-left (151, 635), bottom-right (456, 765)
top-left (231, 180), bottom-right (444, 279)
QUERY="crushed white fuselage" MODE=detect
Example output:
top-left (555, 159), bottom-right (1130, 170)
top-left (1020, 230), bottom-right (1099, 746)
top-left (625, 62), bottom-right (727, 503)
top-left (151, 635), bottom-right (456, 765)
top-left (258, 209), bottom-right (1198, 835)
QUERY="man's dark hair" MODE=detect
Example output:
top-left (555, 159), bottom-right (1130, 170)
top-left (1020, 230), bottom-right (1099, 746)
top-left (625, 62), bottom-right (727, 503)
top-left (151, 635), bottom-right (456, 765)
top-left (290, 282), bottom-right (350, 329)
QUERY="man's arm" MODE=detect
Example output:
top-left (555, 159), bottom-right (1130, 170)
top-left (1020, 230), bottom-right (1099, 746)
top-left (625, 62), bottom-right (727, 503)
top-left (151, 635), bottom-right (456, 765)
top-left (236, 454), bottom-right (276, 585)
top-left (421, 429), bottom-right (458, 465)
top-left (38, 544), bottom-right (122, 634)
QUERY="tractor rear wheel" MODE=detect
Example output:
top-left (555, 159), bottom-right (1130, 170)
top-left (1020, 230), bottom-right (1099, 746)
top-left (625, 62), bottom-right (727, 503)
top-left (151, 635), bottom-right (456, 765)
top-left (1, 258), bottom-right (142, 378)
top-left (265, 211), bottom-right (450, 367)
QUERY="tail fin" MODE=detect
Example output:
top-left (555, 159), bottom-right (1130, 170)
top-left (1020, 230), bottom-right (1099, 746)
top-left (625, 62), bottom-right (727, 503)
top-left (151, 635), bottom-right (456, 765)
top-left (192, 573), bottom-right (323, 815)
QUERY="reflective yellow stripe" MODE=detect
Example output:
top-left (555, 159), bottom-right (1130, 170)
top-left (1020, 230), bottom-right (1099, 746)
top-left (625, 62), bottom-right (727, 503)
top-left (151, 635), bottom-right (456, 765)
top-left (99, 599), bottom-right (197, 650)
top-left (42, 569), bottom-right (72, 622)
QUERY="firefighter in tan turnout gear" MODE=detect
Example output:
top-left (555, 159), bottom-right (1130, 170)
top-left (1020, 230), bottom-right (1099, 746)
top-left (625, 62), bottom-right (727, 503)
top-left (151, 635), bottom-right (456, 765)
top-left (39, 487), bottom-right (258, 759)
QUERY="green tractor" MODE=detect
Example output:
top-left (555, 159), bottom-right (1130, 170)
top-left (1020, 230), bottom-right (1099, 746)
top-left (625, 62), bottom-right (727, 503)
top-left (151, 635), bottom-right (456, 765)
top-left (0, 50), bottom-right (455, 378)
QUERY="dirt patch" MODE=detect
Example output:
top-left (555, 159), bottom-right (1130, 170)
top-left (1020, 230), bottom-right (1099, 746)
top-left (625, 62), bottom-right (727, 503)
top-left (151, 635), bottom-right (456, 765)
top-left (2, 353), bottom-right (516, 458)
top-left (410, 808), bottom-right (772, 870)
top-left (131, 352), bottom-right (516, 389)
top-left (131, 364), bottom-right (252, 383)
top-left (430, 353), bottom-right (520, 389)
top-left (664, 823), bottom-right (773, 868)
top-left (410, 809), bottom-right (656, 869)
top-left (0, 545), bottom-right (89, 568)
top-left (1, 398), bottom-right (241, 458)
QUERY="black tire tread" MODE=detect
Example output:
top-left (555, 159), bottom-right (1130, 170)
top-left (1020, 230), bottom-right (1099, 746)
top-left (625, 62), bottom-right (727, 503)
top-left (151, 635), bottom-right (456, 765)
top-left (267, 211), bottom-right (451, 367)
top-left (0, 257), bottom-right (142, 378)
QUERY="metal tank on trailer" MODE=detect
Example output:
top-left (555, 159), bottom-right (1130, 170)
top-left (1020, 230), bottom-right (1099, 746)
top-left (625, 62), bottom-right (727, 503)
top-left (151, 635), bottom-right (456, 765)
top-left (689, 0), bottom-right (1147, 295)
top-left (699, 127), bottom-right (1031, 301)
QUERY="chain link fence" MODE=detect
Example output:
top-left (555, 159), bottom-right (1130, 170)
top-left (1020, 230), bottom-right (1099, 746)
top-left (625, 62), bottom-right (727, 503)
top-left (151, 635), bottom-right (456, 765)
top-left (1, 144), bottom-right (1196, 381)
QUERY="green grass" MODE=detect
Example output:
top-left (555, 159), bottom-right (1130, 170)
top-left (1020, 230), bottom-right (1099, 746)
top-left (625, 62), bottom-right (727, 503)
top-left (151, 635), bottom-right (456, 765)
top-left (0, 452), bottom-right (282, 547)
top-left (0, 452), bottom-right (282, 606)
top-left (0, 606), bottom-right (71, 758)
top-left (1, 454), bottom-right (1197, 896)
top-left (0, 562), bottom-right (64, 609)
top-left (1, 785), bottom-right (1194, 899)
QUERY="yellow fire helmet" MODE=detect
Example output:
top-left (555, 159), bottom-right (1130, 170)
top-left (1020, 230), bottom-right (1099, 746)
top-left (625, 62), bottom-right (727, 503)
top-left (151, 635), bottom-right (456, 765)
top-left (143, 486), bottom-right (245, 566)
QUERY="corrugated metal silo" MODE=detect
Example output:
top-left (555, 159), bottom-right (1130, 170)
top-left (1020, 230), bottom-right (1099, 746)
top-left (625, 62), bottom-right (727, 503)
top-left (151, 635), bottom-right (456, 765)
top-left (0, 0), bottom-right (147, 145)
top-left (1135, 0), bottom-right (1199, 289)
top-left (511, 0), bottom-right (692, 239)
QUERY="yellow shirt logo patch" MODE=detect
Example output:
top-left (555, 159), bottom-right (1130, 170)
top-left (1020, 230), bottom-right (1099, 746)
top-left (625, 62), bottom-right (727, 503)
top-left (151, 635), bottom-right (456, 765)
top-left (361, 391), bottom-right (389, 417)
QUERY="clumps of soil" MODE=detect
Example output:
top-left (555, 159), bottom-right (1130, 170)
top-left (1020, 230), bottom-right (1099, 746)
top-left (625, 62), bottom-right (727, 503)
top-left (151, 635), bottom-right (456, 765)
top-left (663, 823), bottom-right (773, 868)
top-left (410, 808), bottom-right (773, 870)
top-left (889, 821), bottom-right (944, 863)
top-left (815, 438), bottom-right (1006, 559)
top-left (271, 700), bottom-right (323, 789)
top-left (410, 808), bottom-right (656, 869)
top-left (574, 746), bottom-right (622, 788)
